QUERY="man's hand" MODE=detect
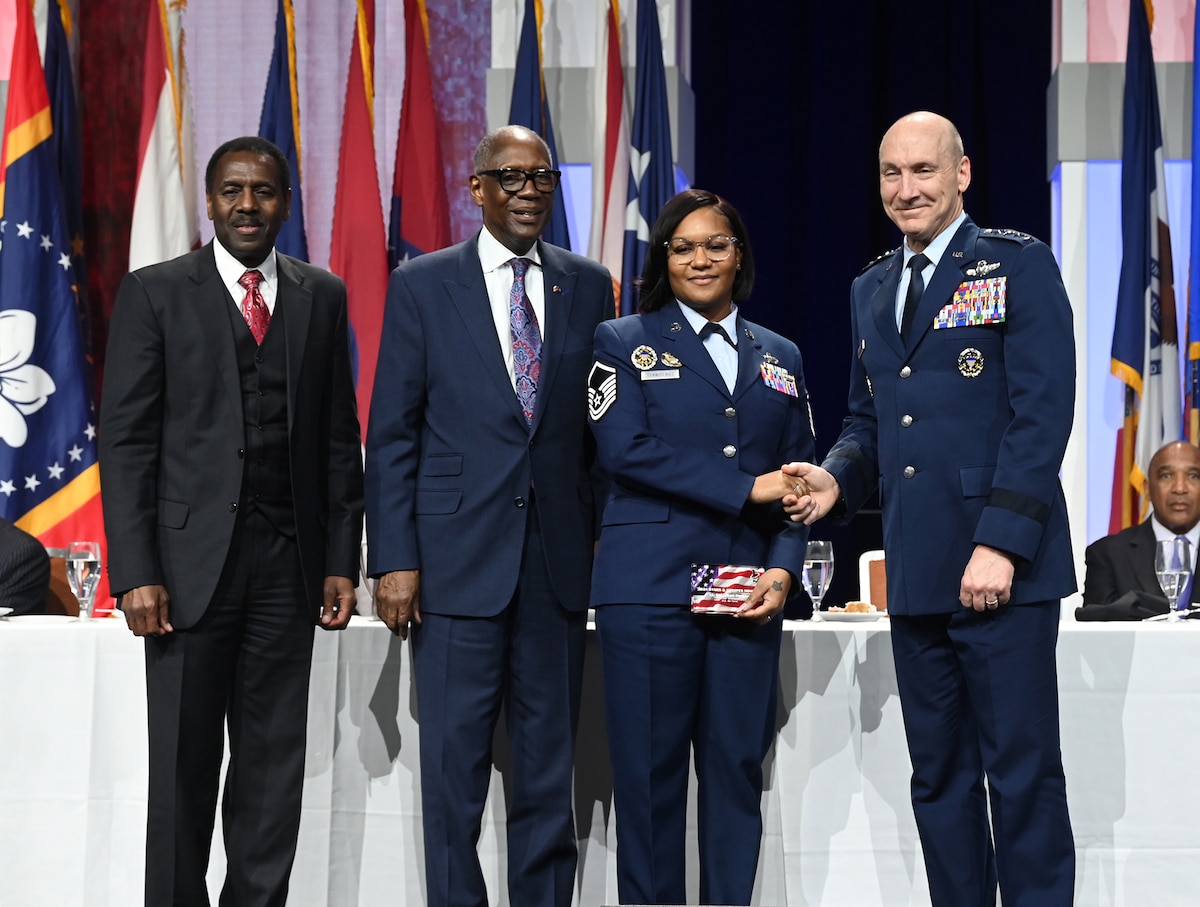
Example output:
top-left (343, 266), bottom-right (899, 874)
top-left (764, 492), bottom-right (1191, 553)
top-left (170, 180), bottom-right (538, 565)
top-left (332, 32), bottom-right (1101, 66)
top-left (320, 576), bottom-right (356, 630)
top-left (737, 567), bottom-right (792, 625)
top-left (781, 462), bottom-right (840, 525)
top-left (960, 544), bottom-right (1014, 611)
top-left (121, 584), bottom-right (172, 636)
top-left (375, 570), bottom-right (421, 639)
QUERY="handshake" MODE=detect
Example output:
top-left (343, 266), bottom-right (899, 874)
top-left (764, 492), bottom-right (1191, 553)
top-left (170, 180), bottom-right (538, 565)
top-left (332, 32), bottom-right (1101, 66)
top-left (751, 462), bottom-right (842, 525)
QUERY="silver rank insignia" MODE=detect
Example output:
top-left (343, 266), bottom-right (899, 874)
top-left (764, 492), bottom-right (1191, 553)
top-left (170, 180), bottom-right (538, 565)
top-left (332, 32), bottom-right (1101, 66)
top-left (631, 345), bottom-right (658, 370)
top-left (588, 361), bottom-right (618, 421)
top-left (866, 375), bottom-right (874, 397)
top-left (966, 260), bottom-right (1000, 277)
top-left (958, 347), bottom-right (984, 378)
top-left (661, 352), bottom-right (682, 368)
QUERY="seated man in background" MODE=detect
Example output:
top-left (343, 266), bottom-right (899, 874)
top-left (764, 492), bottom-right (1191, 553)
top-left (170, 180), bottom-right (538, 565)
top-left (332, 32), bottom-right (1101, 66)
top-left (0, 518), bottom-right (49, 615)
top-left (1081, 440), bottom-right (1200, 618)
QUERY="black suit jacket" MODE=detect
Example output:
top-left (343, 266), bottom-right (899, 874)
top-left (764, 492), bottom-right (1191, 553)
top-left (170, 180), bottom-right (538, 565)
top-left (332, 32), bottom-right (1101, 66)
top-left (99, 243), bottom-right (363, 630)
top-left (0, 518), bottom-right (49, 615)
top-left (1082, 520), bottom-right (1194, 610)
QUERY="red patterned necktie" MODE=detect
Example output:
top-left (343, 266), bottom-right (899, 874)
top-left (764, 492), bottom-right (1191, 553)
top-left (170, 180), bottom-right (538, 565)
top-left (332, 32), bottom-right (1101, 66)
top-left (509, 258), bottom-right (541, 425)
top-left (239, 269), bottom-right (270, 344)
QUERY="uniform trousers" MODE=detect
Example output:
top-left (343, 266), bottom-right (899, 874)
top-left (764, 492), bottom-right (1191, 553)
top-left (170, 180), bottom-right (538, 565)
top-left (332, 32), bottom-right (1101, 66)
top-left (890, 603), bottom-right (1074, 907)
top-left (595, 604), bottom-right (782, 906)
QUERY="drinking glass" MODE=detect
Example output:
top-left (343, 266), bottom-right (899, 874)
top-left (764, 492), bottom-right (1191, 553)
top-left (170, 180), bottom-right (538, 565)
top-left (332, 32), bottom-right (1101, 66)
top-left (803, 540), bottom-right (834, 621)
top-left (66, 541), bottom-right (102, 621)
top-left (1155, 537), bottom-right (1191, 624)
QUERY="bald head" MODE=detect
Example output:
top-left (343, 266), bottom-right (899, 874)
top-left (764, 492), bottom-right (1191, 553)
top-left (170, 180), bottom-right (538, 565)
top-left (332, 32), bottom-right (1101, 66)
top-left (473, 125), bottom-right (552, 173)
top-left (1148, 441), bottom-right (1200, 534)
top-left (878, 111), bottom-right (971, 252)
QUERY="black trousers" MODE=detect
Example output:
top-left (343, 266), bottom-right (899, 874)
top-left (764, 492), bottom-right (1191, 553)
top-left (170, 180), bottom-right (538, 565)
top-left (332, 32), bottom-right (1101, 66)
top-left (143, 510), bottom-right (316, 907)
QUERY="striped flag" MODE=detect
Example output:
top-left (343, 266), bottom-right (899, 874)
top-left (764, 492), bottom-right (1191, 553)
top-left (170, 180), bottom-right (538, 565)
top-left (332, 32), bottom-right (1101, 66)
top-left (1110, 0), bottom-right (1180, 531)
top-left (388, 0), bottom-right (451, 268)
top-left (329, 0), bottom-right (390, 437)
top-left (621, 0), bottom-right (674, 314)
top-left (128, 0), bottom-right (198, 270)
top-left (588, 0), bottom-right (629, 308)
top-left (1187, 2), bottom-right (1200, 444)
top-left (0, 0), bottom-right (108, 606)
top-left (689, 563), bottom-right (762, 613)
top-left (258, 0), bottom-right (309, 261)
top-left (508, 0), bottom-right (571, 250)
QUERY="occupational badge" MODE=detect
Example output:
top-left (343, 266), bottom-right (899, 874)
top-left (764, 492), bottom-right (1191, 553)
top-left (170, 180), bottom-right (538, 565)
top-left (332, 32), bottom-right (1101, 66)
top-left (661, 352), bottom-right (682, 368)
top-left (762, 352), bottom-right (780, 366)
top-left (965, 259), bottom-right (1000, 277)
top-left (957, 347), bottom-right (984, 378)
top-left (588, 361), bottom-right (618, 420)
top-left (631, 345), bottom-right (658, 370)
top-left (745, 328), bottom-right (756, 341)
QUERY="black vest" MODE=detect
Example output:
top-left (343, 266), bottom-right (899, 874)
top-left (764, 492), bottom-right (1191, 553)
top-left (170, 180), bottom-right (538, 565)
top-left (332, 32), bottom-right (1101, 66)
top-left (227, 295), bottom-right (295, 536)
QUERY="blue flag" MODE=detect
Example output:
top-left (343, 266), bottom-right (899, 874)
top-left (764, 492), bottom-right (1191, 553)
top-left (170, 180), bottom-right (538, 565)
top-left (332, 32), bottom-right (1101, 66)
top-left (258, 0), bottom-right (309, 261)
top-left (0, 0), bottom-right (103, 553)
top-left (507, 0), bottom-right (571, 250)
top-left (1110, 0), bottom-right (1180, 530)
top-left (620, 0), bottom-right (675, 315)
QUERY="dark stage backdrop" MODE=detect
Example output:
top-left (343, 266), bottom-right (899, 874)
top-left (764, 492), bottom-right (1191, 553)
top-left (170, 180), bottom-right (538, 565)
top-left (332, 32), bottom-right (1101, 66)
top-left (691, 0), bottom-right (1054, 612)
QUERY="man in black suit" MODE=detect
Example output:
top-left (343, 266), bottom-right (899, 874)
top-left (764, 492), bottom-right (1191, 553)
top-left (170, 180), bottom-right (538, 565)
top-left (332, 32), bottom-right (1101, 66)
top-left (1083, 440), bottom-right (1200, 614)
top-left (0, 518), bottom-right (49, 615)
top-left (99, 136), bottom-right (363, 907)
top-left (365, 124), bottom-right (614, 907)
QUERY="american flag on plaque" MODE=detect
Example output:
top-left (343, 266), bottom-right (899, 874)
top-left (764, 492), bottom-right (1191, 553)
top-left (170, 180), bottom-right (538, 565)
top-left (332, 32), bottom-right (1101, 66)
top-left (690, 563), bottom-right (764, 614)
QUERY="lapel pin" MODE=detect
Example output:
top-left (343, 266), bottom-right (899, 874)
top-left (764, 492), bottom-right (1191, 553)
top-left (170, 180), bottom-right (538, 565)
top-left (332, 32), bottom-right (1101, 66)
top-left (669, 322), bottom-right (682, 332)
top-left (552, 285), bottom-right (562, 294)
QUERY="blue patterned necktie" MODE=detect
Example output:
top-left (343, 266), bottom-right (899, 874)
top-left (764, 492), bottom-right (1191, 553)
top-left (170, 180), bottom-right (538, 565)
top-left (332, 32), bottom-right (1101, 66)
top-left (509, 258), bottom-right (541, 425)
top-left (1178, 535), bottom-right (1195, 609)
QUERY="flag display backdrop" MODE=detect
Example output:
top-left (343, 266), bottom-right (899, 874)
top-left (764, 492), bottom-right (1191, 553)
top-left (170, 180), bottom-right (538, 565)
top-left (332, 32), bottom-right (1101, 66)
top-left (0, 0), bottom-right (107, 604)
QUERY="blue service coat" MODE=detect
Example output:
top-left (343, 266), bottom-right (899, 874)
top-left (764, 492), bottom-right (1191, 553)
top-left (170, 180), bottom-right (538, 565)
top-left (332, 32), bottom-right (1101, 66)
top-left (824, 218), bottom-right (1077, 614)
top-left (588, 300), bottom-right (814, 604)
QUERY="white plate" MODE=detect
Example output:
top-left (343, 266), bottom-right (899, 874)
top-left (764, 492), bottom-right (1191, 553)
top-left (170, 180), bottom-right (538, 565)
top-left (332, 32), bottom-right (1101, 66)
top-left (0, 607), bottom-right (12, 618)
top-left (821, 610), bottom-right (883, 622)
top-left (2, 614), bottom-right (75, 624)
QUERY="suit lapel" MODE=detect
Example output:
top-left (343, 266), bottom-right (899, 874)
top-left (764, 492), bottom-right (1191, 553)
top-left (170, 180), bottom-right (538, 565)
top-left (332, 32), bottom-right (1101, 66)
top-left (277, 254), bottom-right (313, 432)
top-left (531, 242), bottom-right (573, 432)
top-left (188, 244), bottom-right (242, 420)
top-left (658, 301), bottom-right (729, 397)
top-left (732, 315), bottom-right (766, 402)
top-left (1130, 520), bottom-right (1166, 596)
top-left (444, 241), bottom-right (529, 427)
top-left (868, 251), bottom-right (905, 359)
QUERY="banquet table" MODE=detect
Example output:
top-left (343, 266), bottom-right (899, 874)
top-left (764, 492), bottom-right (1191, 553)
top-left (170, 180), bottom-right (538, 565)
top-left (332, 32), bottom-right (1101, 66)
top-left (0, 614), bottom-right (1196, 906)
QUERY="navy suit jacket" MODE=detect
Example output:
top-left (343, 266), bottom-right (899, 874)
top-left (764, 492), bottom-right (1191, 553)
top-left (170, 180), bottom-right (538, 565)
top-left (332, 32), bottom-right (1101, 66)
top-left (99, 243), bottom-right (364, 629)
top-left (365, 235), bottom-right (615, 615)
top-left (824, 218), bottom-right (1077, 615)
top-left (589, 301), bottom-right (813, 605)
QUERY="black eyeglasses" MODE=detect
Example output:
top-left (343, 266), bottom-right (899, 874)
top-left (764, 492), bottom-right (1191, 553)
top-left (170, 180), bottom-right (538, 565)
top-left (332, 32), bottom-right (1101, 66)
top-left (477, 168), bottom-right (562, 194)
top-left (664, 234), bottom-right (739, 264)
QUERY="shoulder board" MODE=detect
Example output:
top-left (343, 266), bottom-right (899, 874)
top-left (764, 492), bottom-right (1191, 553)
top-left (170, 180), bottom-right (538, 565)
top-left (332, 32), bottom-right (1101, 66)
top-left (858, 246), bottom-right (900, 275)
top-left (979, 228), bottom-right (1037, 244)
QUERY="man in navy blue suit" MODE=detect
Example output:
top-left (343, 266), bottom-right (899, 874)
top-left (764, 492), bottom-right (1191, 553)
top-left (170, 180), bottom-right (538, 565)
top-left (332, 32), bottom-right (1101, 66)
top-left (787, 111), bottom-right (1076, 905)
top-left (364, 125), bottom-right (614, 907)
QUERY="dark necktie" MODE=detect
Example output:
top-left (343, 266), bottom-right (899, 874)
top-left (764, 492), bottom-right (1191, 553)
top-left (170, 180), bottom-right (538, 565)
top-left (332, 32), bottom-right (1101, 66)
top-left (900, 253), bottom-right (930, 343)
top-left (701, 322), bottom-right (737, 348)
top-left (238, 269), bottom-right (270, 345)
top-left (509, 258), bottom-right (541, 425)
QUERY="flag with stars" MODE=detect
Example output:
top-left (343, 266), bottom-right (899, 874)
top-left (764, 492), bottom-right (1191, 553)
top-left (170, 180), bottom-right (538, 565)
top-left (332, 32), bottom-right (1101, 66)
top-left (0, 0), bottom-right (108, 607)
top-left (620, 0), bottom-right (675, 314)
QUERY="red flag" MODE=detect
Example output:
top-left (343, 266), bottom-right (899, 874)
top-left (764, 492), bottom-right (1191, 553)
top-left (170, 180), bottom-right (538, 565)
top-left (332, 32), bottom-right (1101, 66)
top-left (128, 0), bottom-right (198, 270)
top-left (387, 0), bottom-right (451, 267)
top-left (330, 0), bottom-right (390, 437)
top-left (588, 0), bottom-right (629, 306)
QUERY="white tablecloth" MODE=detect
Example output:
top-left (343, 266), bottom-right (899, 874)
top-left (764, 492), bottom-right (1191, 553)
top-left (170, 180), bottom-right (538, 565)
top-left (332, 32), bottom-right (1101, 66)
top-left (0, 616), bottom-right (1195, 906)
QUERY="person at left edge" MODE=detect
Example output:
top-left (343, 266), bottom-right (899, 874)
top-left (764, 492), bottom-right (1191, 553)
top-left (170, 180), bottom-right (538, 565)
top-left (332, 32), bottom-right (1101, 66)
top-left (98, 136), bottom-right (363, 907)
top-left (365, 124), bottom-right (615, 907)
top-left (587, 189), bottom-right (814, 905)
